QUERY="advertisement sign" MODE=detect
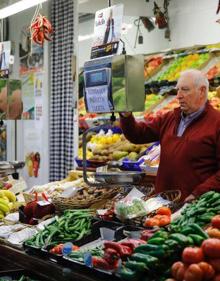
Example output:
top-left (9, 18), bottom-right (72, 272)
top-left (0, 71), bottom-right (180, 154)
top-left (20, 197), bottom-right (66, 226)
top-left (91, 4), bottom-right (124, 59)
top-left (0, 41), bottom-right (11, 78)
top-left (0, 79), bottom-right (23, 120)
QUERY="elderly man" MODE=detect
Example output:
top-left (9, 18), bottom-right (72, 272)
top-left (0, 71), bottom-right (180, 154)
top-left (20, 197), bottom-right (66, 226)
top-left (120, 69), bottom-right (220, 201)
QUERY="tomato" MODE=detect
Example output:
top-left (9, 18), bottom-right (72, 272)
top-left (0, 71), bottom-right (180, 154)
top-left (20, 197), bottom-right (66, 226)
top-left (72, 245), bottom-right (80, 251)
top-left (208, 259), bottom-right (220, 273)
top-left (182, 247), bottom-right (204, 264)
top-left (158, 215), bottom-right (171, 226)
top-left (144, 218), bottom-right (160, 227)
top-left (198, 262), bottom-right (215, 280)
top-left (184, 264), bottom-right (204, 281)
top-left (50, 248), bottom-right (56, 254)
top-left (213, 274), bottom-right (220, 281)
top-left (171, 261), bottom-right (187, 281)
top-left (202, 239), bottom-right (220, 259)
top-left (156, 206), bottom-right (172, 216)
top-left (206, 227), bottom-right (220, 239)
top-left (212, 215), bottom-right (220, 229)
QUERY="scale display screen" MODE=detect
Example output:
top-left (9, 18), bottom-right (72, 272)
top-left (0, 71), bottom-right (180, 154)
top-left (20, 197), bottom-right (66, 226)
top-left (85, 69), bottom-right (109, 87)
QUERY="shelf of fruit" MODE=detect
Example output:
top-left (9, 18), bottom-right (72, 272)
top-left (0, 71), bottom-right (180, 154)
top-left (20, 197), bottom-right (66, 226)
top-left (144, 56), bottom-right (164, 81)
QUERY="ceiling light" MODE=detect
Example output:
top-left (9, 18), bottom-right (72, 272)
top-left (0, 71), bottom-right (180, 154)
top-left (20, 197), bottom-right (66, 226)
top-left (0, 0), bottom-right (48, 19)
top-left (78, 34), bottom-right (94, 42)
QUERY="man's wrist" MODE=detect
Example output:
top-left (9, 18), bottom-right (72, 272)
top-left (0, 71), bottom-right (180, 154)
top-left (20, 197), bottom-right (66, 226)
top-left (120, 112), bottom-right (132, 118)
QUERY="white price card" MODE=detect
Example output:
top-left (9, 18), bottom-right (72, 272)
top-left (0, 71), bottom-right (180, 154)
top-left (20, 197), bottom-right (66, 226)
top-left (85, 85), bottom-right (112, 113)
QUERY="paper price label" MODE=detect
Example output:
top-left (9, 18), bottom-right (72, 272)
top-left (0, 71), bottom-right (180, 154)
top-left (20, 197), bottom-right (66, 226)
top-left (86, 86), bottom-right (112, 113)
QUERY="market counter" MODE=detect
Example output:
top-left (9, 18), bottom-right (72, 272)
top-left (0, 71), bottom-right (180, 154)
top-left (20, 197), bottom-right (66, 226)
top-left (0, 244), bottom-right (120, 281)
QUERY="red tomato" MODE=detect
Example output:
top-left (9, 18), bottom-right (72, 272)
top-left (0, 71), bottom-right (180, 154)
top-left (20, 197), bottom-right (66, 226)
top-left (208, 259), bottom-right (220, 273)
top-left (198, 262), bottom-right (215, 280)
top-left (158, 215), bottom-right (171, 226)
top-left (202, 239), bottom-right (220, 259)
top-left (184, 264), bottom-right (204, 281)
top-left (144, 218), bottom-right (160, 227)
top-left (212, 215), bottom-right (220, 229)
top-left (72, 245), bottom-right (80, 251)
top-left (182, 247), bottom-right (204, 264)
top-left (156, 206), bottom-right (172, 216)
top-left (213, 274), bottom-right (220, 281)
top-left (171, 261), bottom-right (187, 281)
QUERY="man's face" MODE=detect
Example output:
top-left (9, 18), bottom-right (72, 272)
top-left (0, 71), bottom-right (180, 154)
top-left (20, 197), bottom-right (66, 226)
top-left (176, 74), bottom-right (205, 115)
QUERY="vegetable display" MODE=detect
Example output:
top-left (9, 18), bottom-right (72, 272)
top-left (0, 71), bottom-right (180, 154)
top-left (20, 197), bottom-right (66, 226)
top-left (171, 191), bottom-right (220, 230)
top-left (119, 192), bottom-right (220, 280)
top-left (25, 209), bottom-right (93, 247)
top-left (169, 238), bottom-right (220, 281)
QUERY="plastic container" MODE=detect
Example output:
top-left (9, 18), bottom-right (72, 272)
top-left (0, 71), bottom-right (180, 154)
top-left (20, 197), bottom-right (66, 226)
top-left (121, 141), bottom-right (160, 171)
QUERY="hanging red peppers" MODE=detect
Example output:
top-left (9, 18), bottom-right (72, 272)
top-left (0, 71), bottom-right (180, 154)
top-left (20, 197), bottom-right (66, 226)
top-left (30, 14), bottom-right (53, 46)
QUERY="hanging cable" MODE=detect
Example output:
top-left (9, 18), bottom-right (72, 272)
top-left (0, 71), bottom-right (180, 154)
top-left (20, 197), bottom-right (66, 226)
top-left (134, 17), bottom-right (143, 48)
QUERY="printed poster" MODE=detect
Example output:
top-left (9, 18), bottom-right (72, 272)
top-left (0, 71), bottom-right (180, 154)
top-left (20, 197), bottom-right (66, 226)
top-left (0, 41), bottom-right (11, 78)
top-left (19, 31), bottom-right (44, 75)
top-left (21, 73), bottom-right (35, 119)
top-left (91, 4), bottom-right (124, 59)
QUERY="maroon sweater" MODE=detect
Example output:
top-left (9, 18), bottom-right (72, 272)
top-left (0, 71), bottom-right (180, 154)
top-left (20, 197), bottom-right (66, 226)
top-left (120, 102), bottom-right (220, 200)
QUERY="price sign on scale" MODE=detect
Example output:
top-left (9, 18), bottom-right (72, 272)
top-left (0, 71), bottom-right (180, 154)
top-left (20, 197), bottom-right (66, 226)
top-left (85, 85), bottom-right (113, 113)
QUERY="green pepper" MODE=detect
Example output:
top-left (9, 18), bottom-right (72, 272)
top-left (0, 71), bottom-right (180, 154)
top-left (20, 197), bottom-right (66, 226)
top-left (147, 237), bottom-right (165, 245)
top-left (198, 213), bottom-right (215, 223)
top-left (189, 234), bottom-right (204, 246)
top-left (165, 239), bottom-right (180, 248)
top-left (134, 244), bottom-right (160, 253)
top-left (200, 191), bottom-right (216, 200)
top-left (151, 230), bottom-right (169, 240)
top-left (146, 248), bottom-right (166, 258)
top-left (126, 260), bottom-right (148, 272)
top-left (187, 236), bottom-right (194, 246)
top-left (181, 226), bottom-right (194, 235)
top-left (211, 199), bottom-right (220, 207)
top-left (130, 253), bottom-right (159, 268)
top-left (120, 267), bottom-right (139, 280)
top-left (169, 233), bottom-right (189, 247)
top-left (189, 223), bottom-right (209, 239)
top-left (208, 193), bottom-right (220, 203)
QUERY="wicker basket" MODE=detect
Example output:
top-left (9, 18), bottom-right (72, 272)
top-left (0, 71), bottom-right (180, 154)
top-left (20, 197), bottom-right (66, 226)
top-left (143, 189), bottom-right (181, 203)
top-left (104, 183), bottom-right (155, 210)
top-left (126, 189), bottom-right (181, 226)
top-left (52, 186), bottom-right (121, 212)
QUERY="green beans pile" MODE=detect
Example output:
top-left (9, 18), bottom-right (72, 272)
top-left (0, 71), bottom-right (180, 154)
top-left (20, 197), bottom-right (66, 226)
top-left (25, 209), bottom-right (93, 248)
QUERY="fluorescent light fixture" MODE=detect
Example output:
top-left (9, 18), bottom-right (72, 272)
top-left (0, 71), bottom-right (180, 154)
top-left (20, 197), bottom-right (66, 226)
top-left (0, 0), bottom-right (48, 19)
top-left (78, 33), bottom-right (94, 42)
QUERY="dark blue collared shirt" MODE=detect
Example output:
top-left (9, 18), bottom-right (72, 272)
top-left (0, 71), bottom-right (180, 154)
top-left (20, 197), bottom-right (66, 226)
top-left (177, 105), bottom-right (205, 137)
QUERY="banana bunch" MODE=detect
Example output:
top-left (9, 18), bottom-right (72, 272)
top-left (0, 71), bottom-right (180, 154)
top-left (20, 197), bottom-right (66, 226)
top-left (0, 190), bottom-right (16, 219)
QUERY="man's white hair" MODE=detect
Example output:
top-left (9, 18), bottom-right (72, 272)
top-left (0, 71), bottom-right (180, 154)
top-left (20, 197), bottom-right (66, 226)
top-left (179, 69), bottom-right (209, 99)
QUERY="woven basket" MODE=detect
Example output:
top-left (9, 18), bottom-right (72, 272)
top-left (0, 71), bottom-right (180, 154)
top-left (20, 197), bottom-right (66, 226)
top-left (104, 183), bottom-right (155, 210)
top-left (52, 187), bottom-right (121, 212)
top-left (143, 189), bottom-right (181, 203)
top-left (127, 189), bottom-right (181, 226)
